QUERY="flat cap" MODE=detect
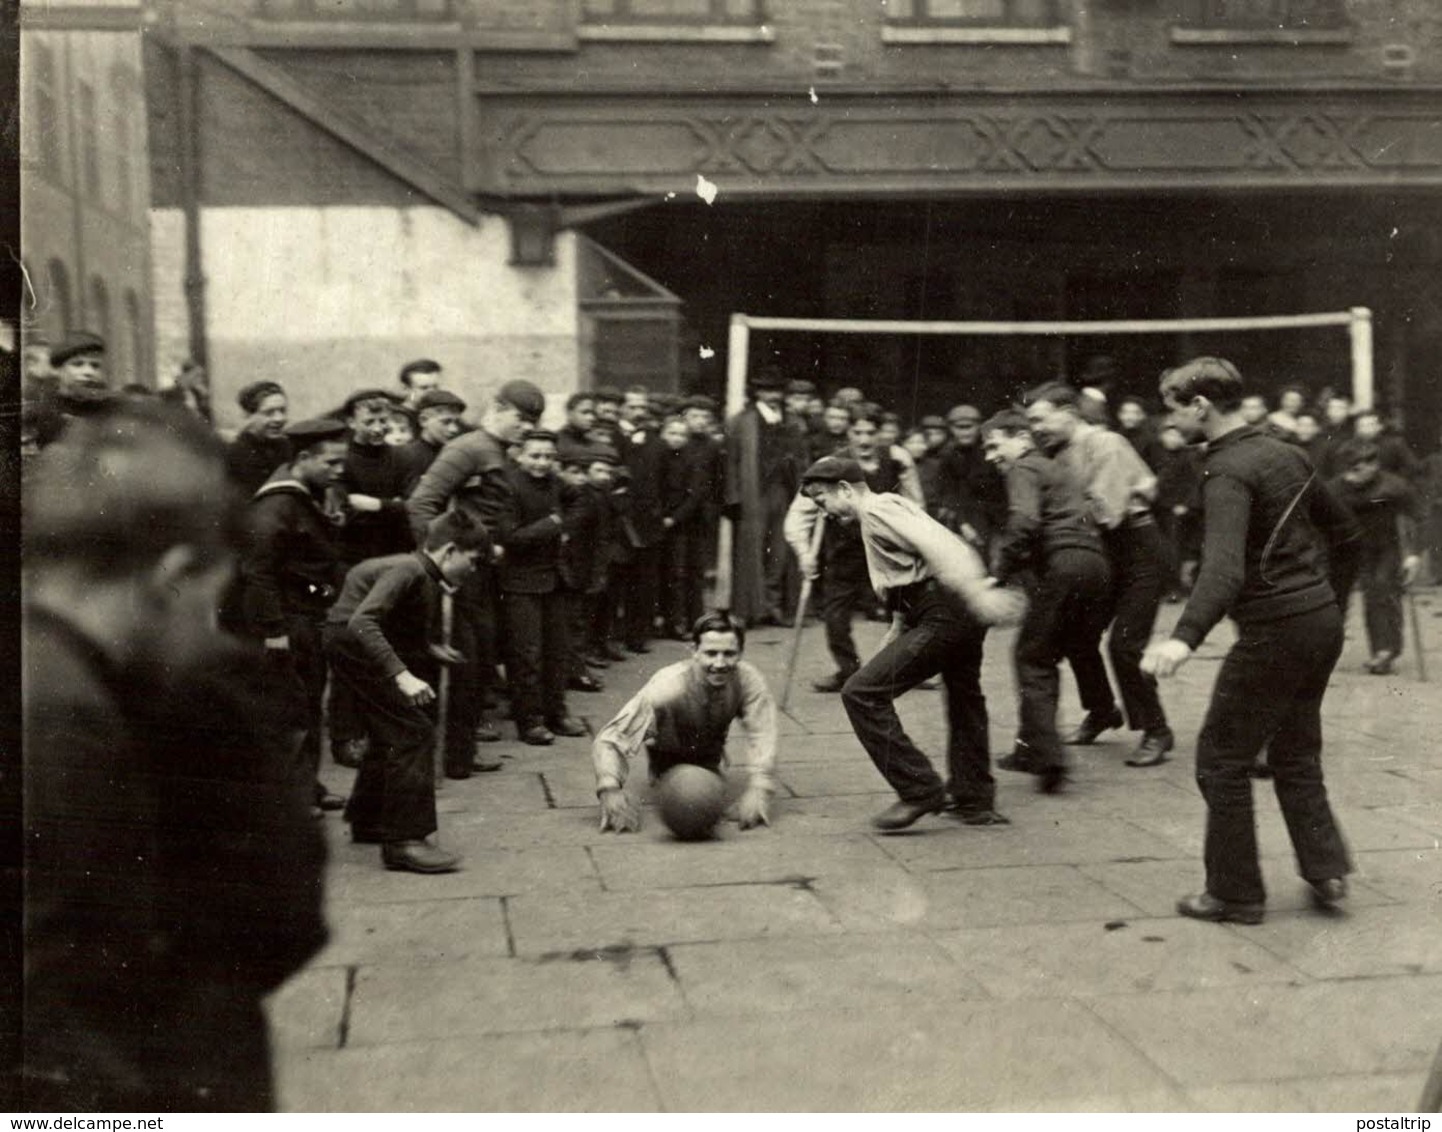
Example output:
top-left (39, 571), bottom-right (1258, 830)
top-left (586, 445), bottom-right (621, 466)
top-left (785, 379), bottom-right (817, 396)
top-left (801, 455), bottom-right (866, 486)
top-left (341, 387), bottom-right (402, 415)
top-left (414, 389), bottom-right (467, 414)
top-left (682, 394), bottom-right (718, 413)
top-left (521, 427), bottom-right (557, 443)
top-left (50, 331), bottom-right (105, 367)
top-left (920, 414), bottom-right (947, 430)
top-left (946, 404), bottom-right (982, 424)
top-left (749, 365), bottom-right (786, 392)
top-left (285, 417), bottom-right (348, 444)
top-left (496, 379), bottom-right (546, 420)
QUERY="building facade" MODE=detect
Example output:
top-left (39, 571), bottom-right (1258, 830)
top-left (20, 3), bottom-right (155, 386)
top-left (28, 0), bottom-right (1441, 436)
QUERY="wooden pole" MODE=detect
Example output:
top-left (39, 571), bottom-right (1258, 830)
top-left (435, 591), bottom-right (455, 787)
top-left (780, 515), bottom-right (828, 713)
top-left (713, 314), bottom-right (751, 611)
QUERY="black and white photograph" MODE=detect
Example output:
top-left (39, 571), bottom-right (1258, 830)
top-left (10, 0), bottom-right (1442, 1116)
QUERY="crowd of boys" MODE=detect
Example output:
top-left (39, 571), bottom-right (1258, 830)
top-left (22, 326), bottom-right (1442, 1109)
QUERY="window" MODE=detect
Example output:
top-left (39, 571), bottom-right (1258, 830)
top-left (581, 0), bottom-right (764, 22)
top-left (78, 81), bottom-right (101, 202)
top-left (1172, 0), bottom-right (1351, 41)
top-left (47, 259), bottom-right (72, 339)
top-left (578, 0), bottom-right (771, 40)
top-left (30, 41), bottom-right (62, 176)
top-left (89, 277), bottom-right (111, 349)
top-left (125, 290), bottom-right (147, 386)
top-left (252, 0), bottom-right (454, 19)
top-left (884, 0), bottom-right (1061, 27)
top-left (1176, 0), bottom-right (1348, 31)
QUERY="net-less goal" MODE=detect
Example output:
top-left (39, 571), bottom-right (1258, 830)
top-left (715, 306), bottom-right (1374, 608)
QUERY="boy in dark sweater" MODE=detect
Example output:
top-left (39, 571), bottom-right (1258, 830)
top-left (561, 447), bottom-right (619, 679)
top-left (1144, 357), bottom-right (1361, 924)
top-left (656, 415), bottom-right (707, 639)
top-left (337, 388), bottom-right (413, 567)
top-left (1329, 439), bottom-right (1424, 675)
top-left (498, 430), bottom-right (588, 745)
top-left (982, 411), bottom-right (1112, 789)
top-left (325, 510), bottom-right (491, 874)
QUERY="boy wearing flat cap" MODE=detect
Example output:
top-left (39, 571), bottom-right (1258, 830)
top-left (227, 380), bottom-right (292, 496)
top-left (800, 455), bottom-right (1026, 831)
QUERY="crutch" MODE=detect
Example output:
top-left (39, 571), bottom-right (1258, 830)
top-left (780, 516), bottom-right (828, 713)
top-left (435, 590), bottom-right (454, 787)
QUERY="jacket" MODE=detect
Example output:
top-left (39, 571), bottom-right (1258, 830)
top-left (1173, 426), bottom-right (1363, 649)
top-left (239, 470), bottom-right (346, 638)
top-left (496, 467), bottom-right (564, 594)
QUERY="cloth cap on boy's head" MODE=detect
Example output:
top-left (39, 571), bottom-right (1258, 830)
top-left (920, 414), bottom-right (946, 430)
top-left (415, 389), bottom-right (467, 414)
top-left (801, 456), bottom-right (866, 485)
top-left (50, 331), bottom-right (106, 367)
top-left (342, 388), bottom-right (402, 416)
top-left (497, 379), bottom-right (547, 420)
top-left (285, 418), bottom-right (348, 444)
top-left (749, 365), bottom-right (786, 392)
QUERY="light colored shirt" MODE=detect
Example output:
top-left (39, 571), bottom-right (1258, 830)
top-left (1053, 421), bottom-right (1158, 530)
top-left (782, 445), bottom-right (925, 560)
top-left (854, 491), bottom-right (988, 601)
top-left (591, 659), bottom-right (778, 795)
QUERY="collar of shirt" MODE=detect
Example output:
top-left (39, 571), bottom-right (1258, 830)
top-left (754, 401), bottom-right (782, 426)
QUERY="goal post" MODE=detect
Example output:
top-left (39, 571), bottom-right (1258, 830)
top-left (713, 305), bottom-right (1373, 611)
top-left (722, 306), bottom-right (1374, 416)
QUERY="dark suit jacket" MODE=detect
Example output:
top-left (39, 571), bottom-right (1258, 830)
top-left (22, 609), bottom-right (327, 1111)
top-left (497, 467), bottom-right (564, 594)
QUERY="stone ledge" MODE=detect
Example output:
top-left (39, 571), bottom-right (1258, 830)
top-left (1170, 26), bottom-right (1354, 45)
top-left (882, 25), bottom-right (1071, 45)
top-left (578, 23), bottom-right (775, 44)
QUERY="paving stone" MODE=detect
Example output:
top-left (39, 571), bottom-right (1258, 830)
top-left (666, 931), bottom-right (986, 1018)
top-left (930, 917), bottom-right (1302, 999)
top-left (1183, 1081), bottom-right (1310, 1111)
top-left (1086, 976), bottom-right (1442, 1083)
top-left (780, 758), bottom-right (897, 798)
top-left (346, 953), bottom-right (688, 1045)
top-left (1369, 801), bottom-right (1442, 838)
top-left (638, 999), bottom-right (1185, 1111)
top-left (589, 832), bottom-right (894, 890)
top-left (1124, 798), bottom-right (1435, 859)
top-left (811, 864), bottom-right (1145, 932)
top-left (506, 883), bottom-right (843, 955)
top-left (431, 770), bottom-right (550, 814)
top-left (1349, 847), bottom-right (1442, 903)
top-left (326, 845), bottom-right (599, 903)
top-left (1078, 857), bottom-right (1395, 918)
top-left (1241, 902), bottom-right (1442, 979)
top-left (266, 967), bottom-right (346, 1051)
top-left (276, 1029), bottom-right (660, 1112)
top-left (875, 812), bottom-right (1185, 871)
top-left (310, 897), bottom-right (510, 967)
top-left (1284, 1071), bottom-right (1431, 1113)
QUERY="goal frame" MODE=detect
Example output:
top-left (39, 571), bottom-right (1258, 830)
top-left (722, 306), bottom-right (1375, 417)
top-left (714, 306), bottom-right (1374, 611)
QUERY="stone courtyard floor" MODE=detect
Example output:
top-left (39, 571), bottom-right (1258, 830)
top-left (268, 590), bottom-right (1442, 1112)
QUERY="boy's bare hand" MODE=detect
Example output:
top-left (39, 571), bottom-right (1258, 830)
top-left (428, 643), bottom-right (465, 666)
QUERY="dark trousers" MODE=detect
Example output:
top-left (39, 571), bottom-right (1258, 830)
top-left (612, 554), bottom-right (657, 647)
top-left (566, 586), bottom-right (598, 676)
top-left (1354, 546), bottom-right (1404, 658)
top-left (660, 528), bottom-right (704, 632)
top-left (281, 615), bottom-right (329, 802)
top-left (326, 627), bottom-right (438, 843)
top-left (1195, 602), bottom-right (1351, 904)
top-left (819, 533), bottom-right (870, 675)
top-left (841, 582), bottom-right (993, 810)
top-left (504, 590), bottom-right (569, 727)
top-left (1070, 522), bottom-right (1169, 733)
top-left (762, 481), bottom-right (795, 617)
top-left (1015, 548), bottom-right (1113, 768)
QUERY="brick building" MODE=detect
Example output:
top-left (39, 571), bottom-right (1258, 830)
top-left (24, 0), bottom-right (1442, 438)
top-left (20, 1), bottom-right (156, 386)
